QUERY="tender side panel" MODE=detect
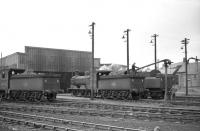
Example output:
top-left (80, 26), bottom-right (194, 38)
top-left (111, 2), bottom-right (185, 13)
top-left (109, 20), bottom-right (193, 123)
top-left (144, 77), bottom-right (161, 89)
top-left (98, 77), bottom-right (131, 90)
top-left (10, 78), bottom-right (43, 91)
top-left (43, 78), bottom-right (60, 91)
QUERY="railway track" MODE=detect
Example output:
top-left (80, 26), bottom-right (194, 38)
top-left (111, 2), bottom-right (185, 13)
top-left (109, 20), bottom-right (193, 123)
top-left (57, 96), bottom-right (200, 107)
top-left (0, 110), bottom-right (145, 131)
top-left (169, 100), bottom-right (200, 106)
top-left (138, 98), bottom-right (200, 106)
top-left (3, 98), bottom-right (200, 116)
top-left (41, 99), bottom-right (200, 115)
top-left (175, 96), bottom-right (200, 102)
top-left (1, 99), bottom-right (200, 131)
top-left (1, 101), bottom-right (200, 124)
top-left (57, 93), bottom-right (200, 104)
top-left (3, 94), bottom-right (200, 107)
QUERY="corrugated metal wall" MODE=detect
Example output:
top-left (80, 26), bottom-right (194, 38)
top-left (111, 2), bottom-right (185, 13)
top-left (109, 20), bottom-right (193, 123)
top-left (25, 46), bottom-right (92, 72)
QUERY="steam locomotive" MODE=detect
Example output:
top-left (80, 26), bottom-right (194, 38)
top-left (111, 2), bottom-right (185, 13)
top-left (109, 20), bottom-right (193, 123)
top-left (0, 68), bottom-right (60, 101)
top-left (69, 71), bottom-right (149, 100)
top-left (69, 69), bottom-right (178, 100)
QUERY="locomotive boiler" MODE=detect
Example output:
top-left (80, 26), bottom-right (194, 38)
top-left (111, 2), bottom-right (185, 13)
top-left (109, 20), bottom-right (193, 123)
top-left (69, 75), bottom-right (92, 97)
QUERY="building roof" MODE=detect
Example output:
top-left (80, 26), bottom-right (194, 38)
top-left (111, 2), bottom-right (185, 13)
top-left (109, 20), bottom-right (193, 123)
top-left (1, 52), bottom-right (25, 59)
top-left (25, 46), bottom-right (91, 54)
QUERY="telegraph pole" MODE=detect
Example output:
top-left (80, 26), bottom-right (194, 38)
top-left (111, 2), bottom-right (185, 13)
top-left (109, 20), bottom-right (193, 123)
top-left (1, 52), bottom-right (2, 69)
top-left (122, 29), bottom-right (131, 74)
top-left (164, 60), bottom-right (168, 101)
top-left (181, 38), bottom-right (189, 96)
top-left (151, 34), bottom-right (159, 70)
top-left (196, 56), bottom-right (199, 72)
top-left (164, 60), bottom-right (172, 101)
top-left (89, 22), bottom-right (95, 100)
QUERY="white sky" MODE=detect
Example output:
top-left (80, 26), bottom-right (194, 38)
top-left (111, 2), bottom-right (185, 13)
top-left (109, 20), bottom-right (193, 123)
top-left (0, 0), bottom-right (200, 68)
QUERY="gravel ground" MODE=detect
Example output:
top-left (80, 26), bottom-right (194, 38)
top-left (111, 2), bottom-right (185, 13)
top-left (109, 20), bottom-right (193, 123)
top-left (57, 94), bottom-right (200, 110)
top-left (1, 94), bottom-right (200, 131)
top-left (5, 108), bottom-right (200, 131)
top-left (0, 123), bottom-right (12, 131)
top-left (0, 121), bottom-right (29, 131)
top-left (0, 121), bottom-right (50, 131)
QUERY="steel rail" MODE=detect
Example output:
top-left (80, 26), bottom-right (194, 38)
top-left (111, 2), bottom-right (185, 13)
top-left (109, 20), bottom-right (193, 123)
top-left (5, 99), bottom-right (200, 114)
top-left (0, 115), bottom-right (81, 131)
top-left (2, 100), bottom-right (200, 116)
top-left (1, 104), bottom-right (200, 124)
top-left (0, 110), bottom-right (145, 131)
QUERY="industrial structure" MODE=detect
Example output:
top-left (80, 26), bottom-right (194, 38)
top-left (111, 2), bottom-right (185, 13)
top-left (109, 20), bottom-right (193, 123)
top-left (0, 52), bottom-right (26, 69)
top-left (160, 61), bottom-right (200, 94)
top-left (0, 46), bottom-right (100, 92)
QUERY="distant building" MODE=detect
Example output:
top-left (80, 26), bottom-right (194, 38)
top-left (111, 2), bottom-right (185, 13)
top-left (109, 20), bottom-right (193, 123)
top-left (159, 61), bottom-right (200, 88)
top-left (0, 52), bottom-right (26, 69)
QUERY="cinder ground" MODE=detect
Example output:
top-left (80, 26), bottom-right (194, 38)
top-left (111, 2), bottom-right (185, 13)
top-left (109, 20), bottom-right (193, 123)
top-left (1, 93), bottom-right (200, 131)
top-left (57, 93), bottom-right (200, 110)
top-left (57, 94), bottom-right (200, 131)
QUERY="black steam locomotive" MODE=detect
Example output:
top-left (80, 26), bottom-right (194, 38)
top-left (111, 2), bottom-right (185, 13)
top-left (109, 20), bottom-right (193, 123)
top-left (69, 60), bottom-right (179, 100)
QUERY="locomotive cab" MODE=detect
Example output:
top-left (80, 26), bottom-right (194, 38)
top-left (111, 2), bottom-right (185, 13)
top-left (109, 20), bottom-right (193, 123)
top-left (144, 75), bottom-right (176, 99)
top-left (144, 77), bottom-right (164, 99)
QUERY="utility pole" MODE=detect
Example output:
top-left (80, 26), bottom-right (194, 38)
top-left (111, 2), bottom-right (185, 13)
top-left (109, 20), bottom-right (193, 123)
top-left (151, 34), bottom-right (159, 70)
top-left (181, 38), bottom-right (189, 96)
top-left (1, 52), bottom-right (2, 69)
top-left (89, 22), bottom-right (95, 100)
top-left (164, 61), bottom-right (168, 101)
top-left (164, 60), bottom-right (172, 101)
top-left (196, 56), bottom-right (199, 73)
top-left (122, 29), bottom-right (131, 74)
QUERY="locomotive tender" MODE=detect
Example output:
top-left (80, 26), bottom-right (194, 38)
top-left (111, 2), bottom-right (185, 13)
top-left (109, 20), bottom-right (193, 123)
top-left (98, 74), bottom-right (148, 100)
top-left (69, 71), bottom-right (148, 100)
top-left (0, 68), bottom-right (60, 101)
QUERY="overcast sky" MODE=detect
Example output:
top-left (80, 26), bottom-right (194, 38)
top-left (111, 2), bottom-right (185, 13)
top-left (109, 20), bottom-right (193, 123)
top-left (0, 0), bottom-right (200, 68)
